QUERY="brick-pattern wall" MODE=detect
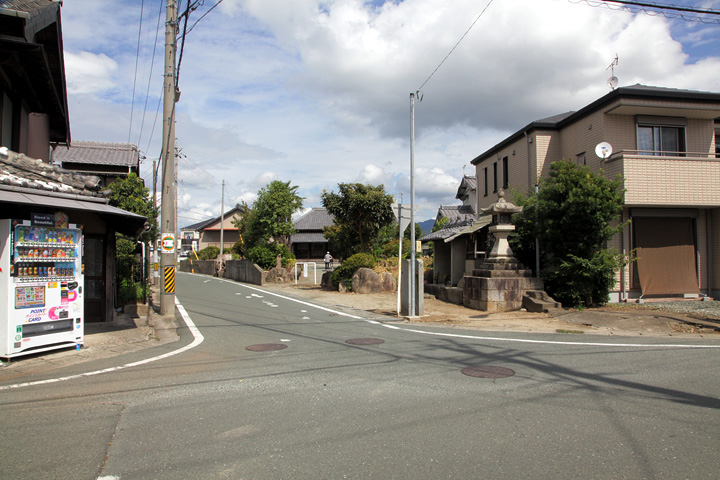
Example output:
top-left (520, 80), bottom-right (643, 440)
top-left (621, 157), bottom-right (720, 206)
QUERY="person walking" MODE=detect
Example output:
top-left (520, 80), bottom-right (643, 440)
top-left (324, 252), bottom-right (333, 270)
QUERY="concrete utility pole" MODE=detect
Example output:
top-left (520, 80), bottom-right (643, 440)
top-left (220, 180), bottom-right (225, 255)
top-left (409, 92), bottom-right (417, 317)
top-left (160, 0), bottom-right (178, 315)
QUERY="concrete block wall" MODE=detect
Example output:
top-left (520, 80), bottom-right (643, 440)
top-left (224, 259), bottom-right (264, 286)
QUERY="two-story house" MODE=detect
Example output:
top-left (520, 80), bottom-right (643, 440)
top-left (471, 84), bottom-right (720, 302)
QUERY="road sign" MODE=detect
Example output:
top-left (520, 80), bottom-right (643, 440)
top-left (161, 233), bottom-right (175, 252)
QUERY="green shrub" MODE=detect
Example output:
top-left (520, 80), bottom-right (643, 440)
top-left (247, 243), bottom-right (295, 270)
top-left (247, 244), bottom-right (278, 270)
top-left (331, 253), bottom-right (376, 290)
top-left (197, 246), bottom-right (220, 260)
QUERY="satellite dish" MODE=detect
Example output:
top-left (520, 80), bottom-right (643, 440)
top-left (607, 76), bottom-right (618, 90)
top-left (595, 142), bottom-right (613, 159)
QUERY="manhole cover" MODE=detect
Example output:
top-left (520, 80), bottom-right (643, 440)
top-left (461, 366), bottom-right (515, 378)
top-left (345, 338), bottom-right (385, 345)
top-left (246, 343), bottom-right (288, 352)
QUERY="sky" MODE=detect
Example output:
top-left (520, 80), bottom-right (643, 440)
top-left (59, 0), bottom-right (720, 224)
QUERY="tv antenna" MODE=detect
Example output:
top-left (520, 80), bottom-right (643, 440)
top-left (606, 54), bottom-right (619, 90)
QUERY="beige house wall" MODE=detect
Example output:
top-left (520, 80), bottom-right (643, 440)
top-left (471, 90), bottom-right (720, 301)
top-left (712, 209), bottom-right (720, 298)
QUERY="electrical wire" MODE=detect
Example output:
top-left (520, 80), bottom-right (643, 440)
top-left (570, 0), bottom-right (720, 24)
top-left (417, 0), bottom-right (496, 92)
top-left (185, 0), bottom-right (224, 35)
top-left (128, 0), bottom-right (146, 144)
top-left (137, 0), bottom-right (165, 148)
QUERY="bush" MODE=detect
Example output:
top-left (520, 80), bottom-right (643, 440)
top-left (196, 246), bottom-right (220, 260)
top-left (247, 244), bottom-right (278, 270)
top-left (331, 253), bottom-right (376, 290)
top-left (247, 243), bottom-right (296, 270)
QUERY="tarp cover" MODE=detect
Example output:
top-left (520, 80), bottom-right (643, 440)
top-left (634, 217), bottom-right (699, 296)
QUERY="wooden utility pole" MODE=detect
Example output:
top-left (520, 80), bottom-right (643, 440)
top-left (160, 0), bottom-right (178, 315)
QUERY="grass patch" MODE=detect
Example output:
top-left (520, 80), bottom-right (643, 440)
top-left (556, 329), bottom-right (585, 334)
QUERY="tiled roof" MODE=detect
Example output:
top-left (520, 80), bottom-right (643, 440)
top-left (437, 205), bottom-right (475, 224)
top-left (0, 0), bottom-right (56, 13)
top-left (53, 141), bottom-right (140, 167)
top-left (0, 147), bottom-right (105, 196)
top-left (294, 207), bottom-right (334, 231)
top-left (291, 232), bottom-right (327, 243)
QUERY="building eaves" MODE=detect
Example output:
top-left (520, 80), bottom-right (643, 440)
top-left (471, 84), bottom-right (720, 166)
top-left (470, 111), bottom-right (574, 166)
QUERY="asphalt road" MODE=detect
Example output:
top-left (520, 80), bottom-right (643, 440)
top-left (2, 272), bottom-right (720, 479)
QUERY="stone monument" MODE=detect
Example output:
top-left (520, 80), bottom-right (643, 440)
top-left (462, 192), bottom-right (545, 312)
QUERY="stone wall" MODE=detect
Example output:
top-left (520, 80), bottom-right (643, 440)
top-left (177, 259), bottom-right (264, 286)
top-left (178, 259), bottom-right (216, 275)
top-left (225, 259), bottom-right (264, 286)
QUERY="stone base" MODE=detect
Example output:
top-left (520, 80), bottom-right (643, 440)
top-left (462, 256), bottom-right (545, 312)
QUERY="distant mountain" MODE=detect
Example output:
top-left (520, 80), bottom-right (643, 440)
top-left (418, 219), bottom-right (436, 236)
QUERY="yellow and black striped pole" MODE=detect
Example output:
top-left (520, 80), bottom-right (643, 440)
top-left (163, 266), bottom-right (175, 294)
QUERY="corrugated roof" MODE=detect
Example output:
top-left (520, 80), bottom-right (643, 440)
top-left (294, 207), bottom-right (334, 231)
top-left (53, 141), bottom-right (140, 167)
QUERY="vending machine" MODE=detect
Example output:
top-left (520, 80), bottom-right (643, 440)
top-left (0, 217), bottom-right (84, 358)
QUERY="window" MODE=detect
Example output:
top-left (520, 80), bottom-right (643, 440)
top-left (502, 156), bottom-right (509, 189)
top-left (492, 162), bottom-right (498, 193)
top-left (483, 167), bottom-right (488, 196)
top-left (636, 116), bottom-right (686, 156)
top-left (576, 152), bottom-right (586, 166)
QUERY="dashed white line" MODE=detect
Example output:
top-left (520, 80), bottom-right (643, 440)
top-left (207, 274), bottom-right (720, 350)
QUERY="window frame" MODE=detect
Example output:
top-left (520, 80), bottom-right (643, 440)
top-left (636, 116), bottom-right (687, 157)
top-left (502, 156), bottom-right (509, 189)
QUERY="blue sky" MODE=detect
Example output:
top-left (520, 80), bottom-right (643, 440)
top-left (60, 0), bottom-right (720, 223)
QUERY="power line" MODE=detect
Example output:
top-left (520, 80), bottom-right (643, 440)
top-left (417, 0), bottom-right (496, 92)
top-left (128, 0), bottom-right (146, 144)
top-left (137, 0), bottom-right (165, 148)
top-left (571, 0), bottom-right (720, 24)
top-left (601, 0), bottom-right (720, 15)
top-left (185, 0), bottom-right (224, 35)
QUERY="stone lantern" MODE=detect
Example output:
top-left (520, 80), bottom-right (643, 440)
top-left (480, 191), bottom-right (522, 260)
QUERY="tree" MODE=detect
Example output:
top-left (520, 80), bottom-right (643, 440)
top-left (107, 173), bottom-right (158, 303)
top-left (233, 180), bottom-right (303, 268)
top-left (107, 173), bottom-right (158, 243)
top-left (321, 183), bottom-right (395, 259)
top-left (510, 161), bottom-right (627, 307)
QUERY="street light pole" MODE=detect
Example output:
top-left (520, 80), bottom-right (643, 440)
top-left (160, 0), bottom-right (178, 315)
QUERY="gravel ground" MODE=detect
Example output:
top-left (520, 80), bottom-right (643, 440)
top-left (603, 300), bottom-right (720, 321)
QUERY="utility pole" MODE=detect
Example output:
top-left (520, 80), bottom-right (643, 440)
top-left (160, 0), bottom-right (178, 315)
top-left (409, 92), bottom-right (416, 317)
top-left (220, 180), bottom-right (225, 256)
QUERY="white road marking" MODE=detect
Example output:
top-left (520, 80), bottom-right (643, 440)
top-left (208, 274), bottom-right (720, 350)
top-left (0, 297), bottom-right (204, 391)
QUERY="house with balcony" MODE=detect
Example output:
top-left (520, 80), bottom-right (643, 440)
top-left (471, 84), bottom-right (720, 302)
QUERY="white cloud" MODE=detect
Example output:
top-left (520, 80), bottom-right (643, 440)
top-left (64, 52), bottom-right (118, 95)
top-left (60, 0), bottom-right (720, 222)
top-left (358, 164), bottom-right (388, 184)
